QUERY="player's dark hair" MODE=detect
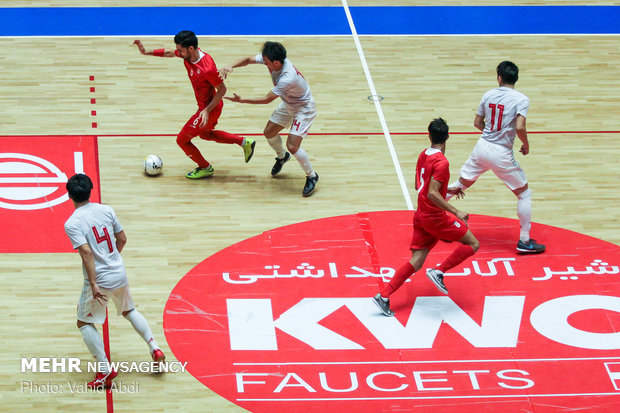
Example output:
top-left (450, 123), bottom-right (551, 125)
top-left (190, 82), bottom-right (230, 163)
top-left (262, 41), bottom-right (287, 64)
top-left (428, 118), bottom-right (449, 144)
top-left (66, 174), bottom-right (93, 203)
top-left (497, 60), bottom-right (519, 85)
top-left (174, 30), bottom-right (198, 49)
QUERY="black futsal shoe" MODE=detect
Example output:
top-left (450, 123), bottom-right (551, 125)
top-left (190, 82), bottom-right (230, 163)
top-left (516, 239), bottom-right (546, 254)
top-left (271, 152), bottom-right (291, 176)
top-left (302, 173), bottom-right (319, 197)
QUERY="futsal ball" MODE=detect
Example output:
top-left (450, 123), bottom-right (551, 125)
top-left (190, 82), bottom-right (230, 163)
top-left (144, 154), bottom-right (163, 176)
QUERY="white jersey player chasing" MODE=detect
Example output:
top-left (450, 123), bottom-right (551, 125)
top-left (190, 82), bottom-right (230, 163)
top-left (447, 61), bottom-right (545, 254)
top-left (64, 174), bottom-right (165, 388)
top-left (220, 41), bottom-right (319, 197)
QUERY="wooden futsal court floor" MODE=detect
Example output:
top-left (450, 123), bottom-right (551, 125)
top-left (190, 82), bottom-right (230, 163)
top-left (1, 1), bottom-right (620, 412)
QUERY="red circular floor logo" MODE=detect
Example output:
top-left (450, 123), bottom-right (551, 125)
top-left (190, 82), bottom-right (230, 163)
top-left (164, 211), bottom-right (620, 412)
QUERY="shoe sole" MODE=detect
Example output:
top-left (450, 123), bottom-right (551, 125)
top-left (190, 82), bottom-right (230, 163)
top-left (516, 248), bottom-right (546, 254)
top-left (372, 297), bottom-right (394, 317)
top-left (426, 271), bottom-right (448, 294)
top-left (185, 170), bottom-right (215, 179)
top-left (88, 371), bottom-right (118, 389)
top-left (245, 141), bottom-right (256, 163)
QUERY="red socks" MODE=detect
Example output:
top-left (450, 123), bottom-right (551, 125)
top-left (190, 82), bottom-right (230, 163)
top-left (381, 262), bottom-right (415, 298)
top-left (201, 130), bottom-right (244, 145)
top-left (437, 244), bottom-right (475, 273)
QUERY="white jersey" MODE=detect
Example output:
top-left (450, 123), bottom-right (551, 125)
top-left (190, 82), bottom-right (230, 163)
top-left (64, 202), bottom-right (128, 290)
top-left (256, 54), bottom-right (313, 109)
top-left (477, 86), bottom-right (529, 149)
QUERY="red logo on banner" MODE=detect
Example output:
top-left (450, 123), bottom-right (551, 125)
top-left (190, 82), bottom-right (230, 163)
top-left (164, 211), bottom-right (620, 413)
top-left (0, 136), bottom-right (99, 253)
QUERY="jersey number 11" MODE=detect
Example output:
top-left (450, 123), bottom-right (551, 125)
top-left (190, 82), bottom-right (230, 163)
top-left (488, 103), bottom-right (504, 131)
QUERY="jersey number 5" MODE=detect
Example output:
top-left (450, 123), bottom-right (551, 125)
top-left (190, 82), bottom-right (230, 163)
top-left (92, 226), bottom-right (113, 253)
top-left (488, 103), bottom-right (505, 131)
top-left (418, 167), bottom-right (425, 192)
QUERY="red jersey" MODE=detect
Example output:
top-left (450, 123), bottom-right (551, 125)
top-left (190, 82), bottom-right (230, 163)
top-left (415, 147), bottom-right (450, 219)
top-left (175, 48), bottom-right (222, 111)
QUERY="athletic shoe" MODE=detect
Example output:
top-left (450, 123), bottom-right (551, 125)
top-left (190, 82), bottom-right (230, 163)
top-left (185, 165), bottom-right (214, 179)
top-left (152, 349), bottom-right (165, 363)
top-left (242, 138), bottom-right (256, 163)
top-left (372, 293), bottom-right (394, 317)
top-left (271, 152), bottom-right (291, 176)
top-left (516, 239), bottom-right (546, 254)
top-left (302, 173), bottom-right (319, 197)
top-left (426, 268), bottom-right (448, 294)
top-left (87, 369), bottom-right (118, 389)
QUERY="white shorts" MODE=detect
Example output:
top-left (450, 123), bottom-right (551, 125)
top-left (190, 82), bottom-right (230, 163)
top-left (77, 284), bottom-right (135, 324)
top-left (270, 100), bottom-right (317, 138)
top-left (460, 138), bottom-right (528, 190)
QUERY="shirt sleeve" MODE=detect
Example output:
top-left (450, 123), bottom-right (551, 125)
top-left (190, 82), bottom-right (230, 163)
top-left (432, 158), bottom-right (450, 185)
top-left (205, 66), bottom-right (223, 87)
top-left (64, 219), bottom-right (87, 250)
top-left (174, 49), bottom-right (181, 58)
top-left (104, 205), bottom-right (123, 234)
top-left (517, 96), bottom-right (529, 118)
top-left (272, 72), bottom-right (294, 97)
top-left (476, 95), bottom-right (486, 117)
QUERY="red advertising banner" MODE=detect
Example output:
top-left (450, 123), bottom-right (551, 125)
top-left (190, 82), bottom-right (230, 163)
top-left (0, 136), bottom-right (100, 253)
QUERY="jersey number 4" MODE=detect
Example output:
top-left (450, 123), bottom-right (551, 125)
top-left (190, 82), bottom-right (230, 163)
top-left (488, 103), bottom-right (505, 131)
top-left (92, 226), bottom-right (113, 253)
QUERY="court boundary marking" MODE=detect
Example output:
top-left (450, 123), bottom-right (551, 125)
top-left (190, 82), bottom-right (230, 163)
top-left (342, 0), bottom-right (412, 211)
top-left (3, 34), bottom-right (620, 39)
top-left (233, 356), bottom-right (620, 366)
top-left (237, 392), bottom-right (620, 402)
top-left (2, 131), bottom-right (619, 138)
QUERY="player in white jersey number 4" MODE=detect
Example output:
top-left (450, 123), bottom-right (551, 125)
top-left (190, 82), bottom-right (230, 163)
top-left (220, 41), bottom-right (319, 197)
top-left (64, 174), bottom-right (166, 388)
top-left (447, 61), bottom-right (545, 254)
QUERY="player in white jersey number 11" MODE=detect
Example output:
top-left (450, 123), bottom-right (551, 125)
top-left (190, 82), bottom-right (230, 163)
top-left (446, 61), bottom-right (545, 254)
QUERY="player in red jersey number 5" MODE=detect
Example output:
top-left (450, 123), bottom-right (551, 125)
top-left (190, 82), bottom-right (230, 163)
top-left (373, 119), bottom-right (480, 317)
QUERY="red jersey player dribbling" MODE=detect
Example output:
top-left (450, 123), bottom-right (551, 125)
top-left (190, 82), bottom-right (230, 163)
top-left (373, 118), bottom-right (480, 317)
top-left (134, 31), bottom-right (256, 179)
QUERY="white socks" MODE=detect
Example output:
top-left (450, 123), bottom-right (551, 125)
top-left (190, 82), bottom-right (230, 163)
top-left (293, 147), bottom-right (315, 176)
top-left (79, 324), bottom-right (109, 372)
top-left (124, 309), bottom-right (159, 353)
top-left (517, 188), bottom-right (532, 242)
top-left (266, 134), bottom-right (287, 159)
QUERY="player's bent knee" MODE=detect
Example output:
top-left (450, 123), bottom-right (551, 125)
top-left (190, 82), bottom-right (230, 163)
top-left (461, 231), bottom-right (480, 252)
top-left (286, 142), bottom-right (300, 154)
top-left (77, 320), bottom-right (92, 329)
top-left (470, 238), bottom-right (480, 252)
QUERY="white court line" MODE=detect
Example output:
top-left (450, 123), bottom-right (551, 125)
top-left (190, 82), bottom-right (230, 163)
top-left (341, 0), bottom-right (414, 211)
top-left (3, 33), bottom-right (618, 39)
top-left (234, 356), bottom-right (620, 366)
top-left (238, 392), bottom-right (620, 402)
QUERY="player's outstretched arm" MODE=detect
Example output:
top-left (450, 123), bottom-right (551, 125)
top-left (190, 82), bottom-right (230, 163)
top-left (219, 56), bottom-right (258, 79)
top-left (133, 40), bottom-right (175, 57)
top-left (224, 91), bottom-right (278, 105)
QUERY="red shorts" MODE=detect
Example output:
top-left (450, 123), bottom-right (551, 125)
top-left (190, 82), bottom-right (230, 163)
top-left (178, 100), bottom-right (224, 141)
top-left (410, 211), bottom-right (468, 250)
